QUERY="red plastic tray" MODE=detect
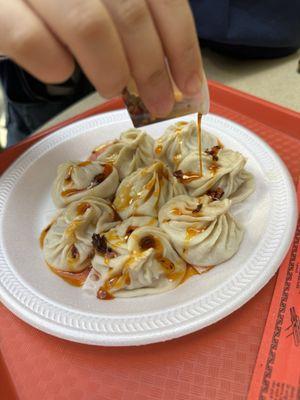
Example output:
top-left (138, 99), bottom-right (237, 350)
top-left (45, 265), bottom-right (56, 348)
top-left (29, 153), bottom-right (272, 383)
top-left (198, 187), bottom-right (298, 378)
top-left (0, 81), bottom-right (299, 400)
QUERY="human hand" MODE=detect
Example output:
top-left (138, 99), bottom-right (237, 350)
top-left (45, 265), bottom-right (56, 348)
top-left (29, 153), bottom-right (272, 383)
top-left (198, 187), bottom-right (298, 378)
top-left (0, 0), bottom-right (208, 116)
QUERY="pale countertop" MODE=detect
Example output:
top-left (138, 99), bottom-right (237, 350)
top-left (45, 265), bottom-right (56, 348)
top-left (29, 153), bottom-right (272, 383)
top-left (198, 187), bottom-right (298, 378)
top-left (36, 47), bottom-right (300, 133)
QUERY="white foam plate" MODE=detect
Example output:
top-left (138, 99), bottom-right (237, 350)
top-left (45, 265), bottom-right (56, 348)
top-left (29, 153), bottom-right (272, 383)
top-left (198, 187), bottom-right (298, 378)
top-left (0, 111), bottom-right (297, 346)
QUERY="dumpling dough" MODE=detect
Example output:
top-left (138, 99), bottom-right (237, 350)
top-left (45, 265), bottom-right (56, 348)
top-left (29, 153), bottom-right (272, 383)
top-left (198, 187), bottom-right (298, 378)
top-left (83, 226), bottom-right (187, 298)
top-left (42, 197), bottom-right (118, 272)
top-left (51, 161), bottom-right (119, 208)
top-left (158, 195), bottom-right (244, 267)
top-left (90, 129), bottom-right (155, 180)
top-left (177, 148), bottom-right (255, 203)
top-left (103, 216), bottom-right (158, 255)
top-left (113, 161), bottom-right (186, 219)
top-left (154, 120), bottom-right (220, 171)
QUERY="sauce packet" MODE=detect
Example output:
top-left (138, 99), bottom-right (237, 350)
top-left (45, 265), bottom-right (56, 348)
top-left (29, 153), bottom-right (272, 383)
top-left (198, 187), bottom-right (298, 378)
top-left (122, 74), bottom-right (210, 127)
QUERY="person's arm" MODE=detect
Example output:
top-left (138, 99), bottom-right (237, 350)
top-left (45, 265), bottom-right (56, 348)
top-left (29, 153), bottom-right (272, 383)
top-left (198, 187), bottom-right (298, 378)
top-left (0, 0), bottom-right (208, 117)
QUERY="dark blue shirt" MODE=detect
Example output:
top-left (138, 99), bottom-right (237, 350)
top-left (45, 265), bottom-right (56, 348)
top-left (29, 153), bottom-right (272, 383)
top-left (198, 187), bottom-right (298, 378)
top-left (190, 0), bottom-right (300, 48)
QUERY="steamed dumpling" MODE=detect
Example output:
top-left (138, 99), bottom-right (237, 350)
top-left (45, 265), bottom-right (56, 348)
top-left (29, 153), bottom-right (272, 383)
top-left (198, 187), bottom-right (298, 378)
top-left (102, 216), bottom-right (158, 256)
top-left (158, 195), bottom-right (244, 267)
top-left (51, 161), bottom-right (119, 208)
top-left (224, 169), bottom-right (254, 204)
top-left (83, 226), bottom-right (187, 299)
top-left (90, 129), bottom-right (155, 180)
top-left (42, 197), bottom-right (118, 273)
top-left (154, 120), bottom-right (220, 171)
top-left (113, 161), bottom-right (186, 219)
top-left (176, 148), bottom-right (254, 203)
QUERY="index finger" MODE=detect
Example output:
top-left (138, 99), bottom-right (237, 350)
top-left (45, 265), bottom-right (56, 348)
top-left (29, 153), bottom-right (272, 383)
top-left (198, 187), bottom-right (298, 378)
top-left (147, 0), bottom-right (203, 96)
top-left (27, 0), bottom-right (130, 98)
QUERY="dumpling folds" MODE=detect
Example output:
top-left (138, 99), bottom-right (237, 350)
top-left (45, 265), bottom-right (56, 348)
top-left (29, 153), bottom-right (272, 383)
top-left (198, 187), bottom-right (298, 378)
top-left (113, 161), bottom-right (186, 219)
top-left (159, 195), bottom-right (244, 267)
top-left (42, 197), bottom-right (118, 272)
top-left (90, 129), bottom-right (155, 180)
top-left (52, 161), bottom-right (119, 208)
top-left (177, 148), bottom-right (255, 203)
top-left (154, 120), bottom-right (220, 171)
top-left (102, 216), bottom-right (158, 256)
top-left (83, 226), bottom-right (186, 298)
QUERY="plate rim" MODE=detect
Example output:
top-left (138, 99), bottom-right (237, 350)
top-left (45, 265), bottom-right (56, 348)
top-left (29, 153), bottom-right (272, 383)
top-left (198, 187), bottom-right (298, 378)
top-left (0, 110), bottom-right (297, 346)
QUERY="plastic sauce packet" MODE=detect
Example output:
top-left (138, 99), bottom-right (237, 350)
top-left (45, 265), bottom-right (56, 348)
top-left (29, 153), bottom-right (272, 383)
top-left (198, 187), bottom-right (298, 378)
top-left (122, 76), bottom-right (210, 127)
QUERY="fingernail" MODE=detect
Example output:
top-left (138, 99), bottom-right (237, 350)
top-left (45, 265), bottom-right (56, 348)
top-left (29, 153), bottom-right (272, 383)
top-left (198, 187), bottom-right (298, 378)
top-left (148, 95), bottom-right (174, 118)
top-left (199, 73), bottom-right (210, 115)
top-left (184, 72), bottom-right (202, 96)
top-left (184, 72), bottom-right (210, 114)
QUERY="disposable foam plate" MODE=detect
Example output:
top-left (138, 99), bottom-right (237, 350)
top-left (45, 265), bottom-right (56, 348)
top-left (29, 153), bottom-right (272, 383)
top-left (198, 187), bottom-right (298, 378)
top-left (0, 111), bottom-right (297, 345)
